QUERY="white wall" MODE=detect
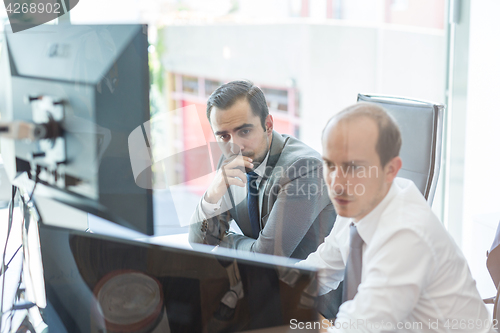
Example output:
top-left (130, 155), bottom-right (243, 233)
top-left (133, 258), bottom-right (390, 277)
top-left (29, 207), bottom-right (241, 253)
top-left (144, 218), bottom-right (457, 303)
top-left (162, 22), bottom-right (445, 151)
top-left (342, 0), bottom-right (381, 22)
top-left (238, 0), bottom-right (291, 19)
top-left (461, 0), bottom-right (500, 299)
top-left (70, 0), bottom-right (141, 24)
top-left (163, 24), bottom-right (307, 85)
top-left (0, 6), bottom-right (6, 20)
top-left (299, 24), bottom-right (377, 150)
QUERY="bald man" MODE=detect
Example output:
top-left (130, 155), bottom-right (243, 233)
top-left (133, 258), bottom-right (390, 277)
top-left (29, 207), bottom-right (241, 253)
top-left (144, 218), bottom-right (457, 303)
top-left (297, 103), bottom-right (493, 332)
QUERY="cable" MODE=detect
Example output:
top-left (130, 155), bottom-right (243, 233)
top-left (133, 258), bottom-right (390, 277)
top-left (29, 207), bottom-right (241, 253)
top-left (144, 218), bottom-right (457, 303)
top-left (8, 265), bottom-right (24, 333)
top-left (0, 245), bottom-right (22, 277)
top-left (6, 309), bottom-right (14, 333)
top-left (0, 186), bottom-right (17, 333)
top-left (28, 166), bottom-right (41, 204)
top-left (4, 168), bottom-right (41, 332)
top-left (0, 166), bottom-right (41, 332)
top-left (20, 194), bottom-right (38, 328)
top-left (19, 167), bottom-right (40, 314)
top-left (0, 168), bottom-right (36, 279)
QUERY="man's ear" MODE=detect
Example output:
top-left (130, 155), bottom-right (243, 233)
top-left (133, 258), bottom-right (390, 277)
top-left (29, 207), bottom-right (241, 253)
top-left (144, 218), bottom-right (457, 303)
top-left (265, 114), bottom-right (274, 134)
top-left (385, 156), bottom-right (402, 182)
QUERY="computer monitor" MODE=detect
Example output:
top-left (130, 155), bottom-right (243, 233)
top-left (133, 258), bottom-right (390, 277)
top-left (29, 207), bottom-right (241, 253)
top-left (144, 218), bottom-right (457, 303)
top-left (38, 224), bottom-right (318, 332)
top-left (0, 24), bottom-right (153, 234)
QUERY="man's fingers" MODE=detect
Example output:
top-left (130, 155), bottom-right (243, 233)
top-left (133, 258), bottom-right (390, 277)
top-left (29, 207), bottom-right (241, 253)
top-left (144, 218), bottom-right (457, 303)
top-left (222, 168), bottom-right (248, 183)
top-left (219, 171), bottom-right (246, 188)
top-left (225, 155), bottom-right (254, 170)
top-left (244, 159), bottom-right (254, 170)
top-left (226, 177), bottom-right (246, 188)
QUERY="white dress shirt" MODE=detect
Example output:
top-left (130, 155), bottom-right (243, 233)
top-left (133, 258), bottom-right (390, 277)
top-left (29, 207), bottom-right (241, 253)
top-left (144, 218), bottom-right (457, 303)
top-left (298, 178), bottom-right (494, 333)
top-left (201, 153), bottom-right (269, 219)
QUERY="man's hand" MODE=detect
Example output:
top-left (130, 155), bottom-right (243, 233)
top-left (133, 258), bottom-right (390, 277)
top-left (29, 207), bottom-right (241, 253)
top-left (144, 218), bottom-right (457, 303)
top-left (205, 155), bottom-right (254, 204)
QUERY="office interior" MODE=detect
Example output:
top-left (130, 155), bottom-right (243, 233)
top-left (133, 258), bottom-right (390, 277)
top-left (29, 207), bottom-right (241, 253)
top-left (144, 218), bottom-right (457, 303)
top-left (1, 0), bottom-right (499, 332)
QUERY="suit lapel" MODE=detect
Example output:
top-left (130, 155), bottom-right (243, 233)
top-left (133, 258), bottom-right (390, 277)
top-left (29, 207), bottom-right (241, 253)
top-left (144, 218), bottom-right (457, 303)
top-left (260, 131), bottom-right (288, 219)
top-left (263, 131), bottom-right (287, 180)
top-left (233, 185), bottom-right (252, 236)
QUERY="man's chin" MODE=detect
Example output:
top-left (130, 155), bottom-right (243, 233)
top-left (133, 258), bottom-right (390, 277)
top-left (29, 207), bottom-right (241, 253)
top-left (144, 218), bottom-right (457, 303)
top-left (331, 204), bottom-right (353, 218)
top-left (251, 147), bottom-right (270, 164)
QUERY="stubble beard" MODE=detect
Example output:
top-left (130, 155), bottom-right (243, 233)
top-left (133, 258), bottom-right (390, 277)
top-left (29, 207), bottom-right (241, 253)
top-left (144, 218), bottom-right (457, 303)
top-left (244, 134), bottom-right (270, 173)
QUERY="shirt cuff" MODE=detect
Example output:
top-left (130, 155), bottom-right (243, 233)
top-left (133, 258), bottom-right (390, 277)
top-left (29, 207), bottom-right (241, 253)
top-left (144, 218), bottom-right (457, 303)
top-left (201, 194), bottom-right (223, 218)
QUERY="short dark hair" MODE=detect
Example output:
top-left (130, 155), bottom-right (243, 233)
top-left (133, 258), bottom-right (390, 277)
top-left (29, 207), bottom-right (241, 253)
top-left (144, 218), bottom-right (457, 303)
top-left (206, 80), bottom-right (269, 130)
top-left (324, 102), bottom-right (402, 167)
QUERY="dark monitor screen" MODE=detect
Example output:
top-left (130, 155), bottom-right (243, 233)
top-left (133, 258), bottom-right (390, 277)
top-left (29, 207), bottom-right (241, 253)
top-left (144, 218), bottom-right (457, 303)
top-left (0, 24), bottom-right (153, 234)
top-left (38, 225), bottom-right (318, 333)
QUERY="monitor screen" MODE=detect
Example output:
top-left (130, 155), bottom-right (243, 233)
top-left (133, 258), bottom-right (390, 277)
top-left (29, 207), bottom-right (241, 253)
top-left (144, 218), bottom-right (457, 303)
top-left (0, 24), bottom-right (153, 234)
top-left (38, 224), bottom-right (318, 332)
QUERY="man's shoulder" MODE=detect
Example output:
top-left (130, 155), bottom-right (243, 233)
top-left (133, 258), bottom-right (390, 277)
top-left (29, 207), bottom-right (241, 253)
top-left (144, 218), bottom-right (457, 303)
top-left (377, 178), bottom-right (444, 240)
top-left (276, 134), bottom-right (322, 167)
top-left (265, 133), bottom-right (324, 183)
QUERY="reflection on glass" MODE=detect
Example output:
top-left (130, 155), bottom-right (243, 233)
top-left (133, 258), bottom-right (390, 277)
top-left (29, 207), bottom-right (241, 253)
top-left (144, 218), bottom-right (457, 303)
top-left (39, 225), bottom-right (317, 333)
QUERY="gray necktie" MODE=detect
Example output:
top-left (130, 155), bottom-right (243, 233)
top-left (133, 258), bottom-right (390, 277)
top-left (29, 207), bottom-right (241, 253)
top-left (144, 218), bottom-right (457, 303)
top-left (342, 223), bottom-right (364, 302)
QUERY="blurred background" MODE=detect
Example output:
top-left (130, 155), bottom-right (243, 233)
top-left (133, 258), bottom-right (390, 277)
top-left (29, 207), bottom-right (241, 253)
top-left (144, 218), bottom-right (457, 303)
top-left (1, 0), bottom-right (499, 306)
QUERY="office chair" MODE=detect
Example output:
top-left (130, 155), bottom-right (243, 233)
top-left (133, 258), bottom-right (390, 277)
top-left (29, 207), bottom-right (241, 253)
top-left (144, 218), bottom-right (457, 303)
top-left (357, 94), bottom-right (444, 204)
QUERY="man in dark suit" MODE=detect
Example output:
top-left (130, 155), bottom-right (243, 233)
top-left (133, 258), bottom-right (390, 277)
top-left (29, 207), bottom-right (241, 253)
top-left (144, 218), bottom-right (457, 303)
top-left (188, 80), bottom-right (338, 322)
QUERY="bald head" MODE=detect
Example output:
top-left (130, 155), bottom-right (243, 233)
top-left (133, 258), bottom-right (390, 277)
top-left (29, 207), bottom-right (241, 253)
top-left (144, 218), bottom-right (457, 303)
top-left (321, 103), bottom-right (403, 221)
top-left (323, 103), bottom-right (402, 167)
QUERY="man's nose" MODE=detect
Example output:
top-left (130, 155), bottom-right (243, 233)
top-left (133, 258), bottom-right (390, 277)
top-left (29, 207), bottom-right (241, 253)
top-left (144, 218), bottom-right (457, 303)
top-left (229, 137), bottom-right (243, 155)
top-left (329, 169), bottom-right (347, 195)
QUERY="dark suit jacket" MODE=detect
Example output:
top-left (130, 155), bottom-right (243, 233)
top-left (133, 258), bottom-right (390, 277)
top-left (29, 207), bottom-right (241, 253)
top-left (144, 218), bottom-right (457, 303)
top-left (189, 131), bottom-right (336, 259)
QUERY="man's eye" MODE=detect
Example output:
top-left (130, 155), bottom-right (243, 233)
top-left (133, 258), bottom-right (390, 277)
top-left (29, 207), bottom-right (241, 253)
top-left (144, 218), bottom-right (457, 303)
top-left (220, 134), bottom-right (230, 141)
top-left (240, 129), bottom-right (250, 136)
top-left (351, 165), bottom-right (364, 171)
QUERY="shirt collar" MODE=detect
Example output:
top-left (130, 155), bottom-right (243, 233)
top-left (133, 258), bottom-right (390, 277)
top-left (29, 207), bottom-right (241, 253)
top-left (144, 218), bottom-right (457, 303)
top-left (353, 180), bottom-right (399, 246)
top-left (252, 151), bottom-right (269, 179)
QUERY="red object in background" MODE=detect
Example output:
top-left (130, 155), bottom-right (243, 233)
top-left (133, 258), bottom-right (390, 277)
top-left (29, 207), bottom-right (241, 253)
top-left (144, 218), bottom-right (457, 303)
top-left (173, 74), bottom-right (297, 196)
top-left (181, 101), bottom-right (294, 195)
top-left (272, 116), bottom-right (293, 137)
top-left (182, 101), bottom-right (216, 195)
top-left (301, 0), bottom-right (310, 17)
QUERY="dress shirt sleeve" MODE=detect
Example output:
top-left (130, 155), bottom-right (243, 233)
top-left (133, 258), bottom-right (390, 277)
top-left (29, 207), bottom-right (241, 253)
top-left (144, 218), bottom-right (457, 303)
top-left (296, 228), bottom-right (346, 295)
top-left (220, 158), bottom-right (333, 257)
top-left (331, 229), bottom-right (437, 333)
top-left (189, 193), bottom-right (232, 246)
top-left (200, 195), bottom-right (223, 218)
